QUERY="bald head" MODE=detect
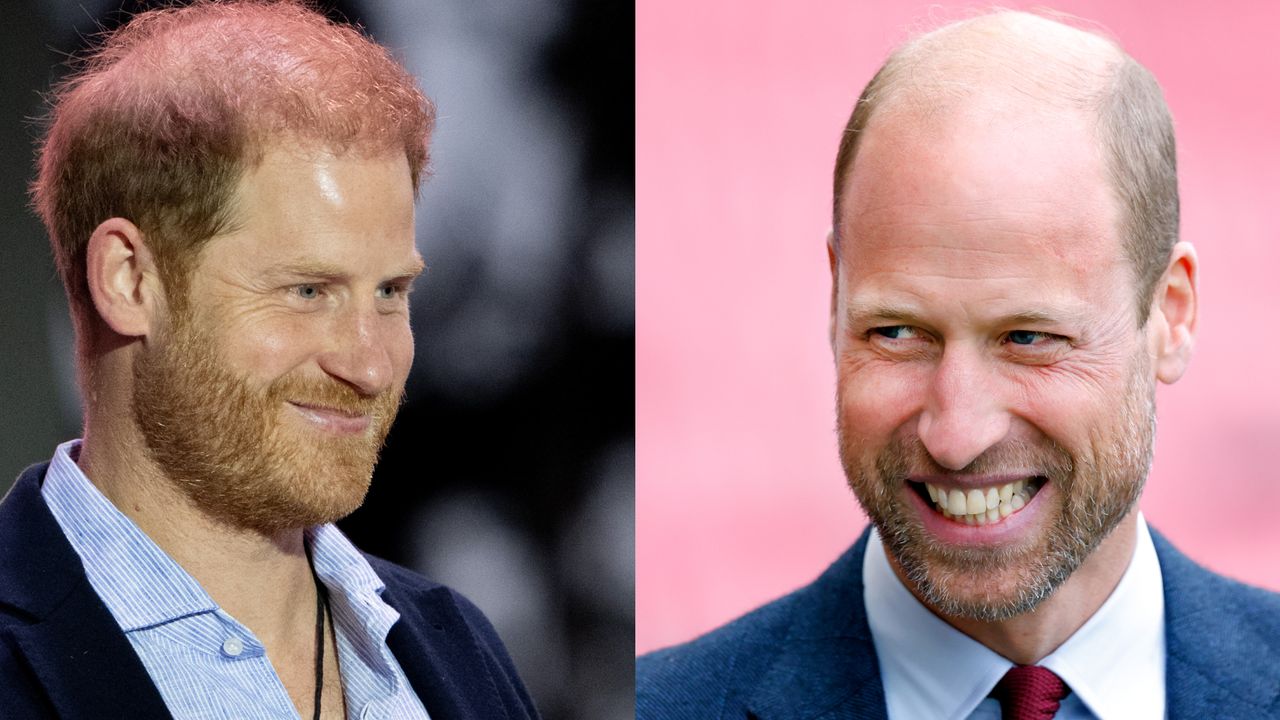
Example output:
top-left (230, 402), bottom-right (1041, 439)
top-left (832, 11), bottom-right (1178, 322)
top-left (862, 12), bottom-right (1118, 117)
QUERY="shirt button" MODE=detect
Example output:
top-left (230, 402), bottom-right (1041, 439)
top-left (359, 704), bottom-right (378, 720)
top-left (221, 636), bottom-right (244, 657)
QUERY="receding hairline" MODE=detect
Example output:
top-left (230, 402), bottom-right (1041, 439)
top-left (833, 10), bottom-right (1130, 242)
top-left (29, 0), bottom-right (436, 375)
top-left (78, 2), bottom-right (429, 166)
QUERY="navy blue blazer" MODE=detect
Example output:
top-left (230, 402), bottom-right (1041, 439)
top-left (638, 528), bottom-right (1280, 719)
top-left (0, 462), bottom-right (540, 719)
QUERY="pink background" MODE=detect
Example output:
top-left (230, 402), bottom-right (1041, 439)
top-left (636, 1), bottom-right (1280, 654)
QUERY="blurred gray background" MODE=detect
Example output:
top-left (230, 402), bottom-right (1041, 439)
top-left (0, 2), bottom-right (634, 718)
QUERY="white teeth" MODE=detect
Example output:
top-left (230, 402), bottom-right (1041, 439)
top-left (926, 479), bottom-right (1040, 525)
top-left (966, 489), bottom-right (986, 515)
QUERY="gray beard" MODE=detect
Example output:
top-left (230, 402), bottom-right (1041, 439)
top-left (838, 370), bottom-right (1155, 622)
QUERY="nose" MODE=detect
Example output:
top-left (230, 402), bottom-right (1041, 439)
top-left (916, 345), bottom-right (1011, 471)
top-left (316, 305), bottom-right (396, 396)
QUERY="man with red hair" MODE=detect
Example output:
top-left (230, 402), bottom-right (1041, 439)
top-left (2, 2), bottom-right (538, 717)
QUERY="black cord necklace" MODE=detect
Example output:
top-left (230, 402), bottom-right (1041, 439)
top-left (309, 547), bottom-right (328, 720)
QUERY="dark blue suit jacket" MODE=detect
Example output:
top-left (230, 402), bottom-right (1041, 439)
top-left (0, 462), bottom-right (540, 719)
top-left (638, 529), bottom-right (1280, 719)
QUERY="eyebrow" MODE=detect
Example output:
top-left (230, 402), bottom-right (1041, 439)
top-left (397, 255), bottom-right (427, 280)
top-left (845, 302), bottom-right (1071, 329)
top-left (269, 255), bottom-right (426, 282)
top-left (846, 303), bottom-right (921, 330)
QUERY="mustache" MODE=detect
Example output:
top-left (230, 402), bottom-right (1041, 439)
top-left (875, 435), bottom-right (1074, 484)
top-left (265, 374), bottom-right (404, 419)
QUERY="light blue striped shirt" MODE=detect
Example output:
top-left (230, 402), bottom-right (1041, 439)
top-left (41, 439), bottom-right (432, 720)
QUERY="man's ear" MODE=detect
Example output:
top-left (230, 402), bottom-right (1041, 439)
top-left (827, 230), bottom-right (839, 353)
top-left (85, 217), bottom-right (164, 339)
top-left (1148, 241), bottom-right (1198, 384)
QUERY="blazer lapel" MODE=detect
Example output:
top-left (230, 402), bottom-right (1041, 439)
top-left (1153, 529), bottom-right (1280, 719)
top-left (381, 580), bottom-right (513, 720)
top-left (0, 465), bottom-right (172, 719)
top-left (744, 531), bottom-right (888, 720)
top-left (8, 583), bottom-right (173, 720)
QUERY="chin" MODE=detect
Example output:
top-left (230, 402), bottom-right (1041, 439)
top-left (196, 445), bottom-right (379, 535)
top-left (282, 459), bottom-right (376, 525)
top-left (921, 570), bottom-right (1048, 621)
top-left (891, 537), bottom-right (1071, 622)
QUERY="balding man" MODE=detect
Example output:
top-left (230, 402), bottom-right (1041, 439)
top-left (637, 11), bottom-right (1280, 720)
top-left (1, 2), bottom-right (537, 718)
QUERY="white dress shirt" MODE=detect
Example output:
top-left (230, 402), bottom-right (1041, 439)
top-left (864, 514), bottom-right (1166, 720)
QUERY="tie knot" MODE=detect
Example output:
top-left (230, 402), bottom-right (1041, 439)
top-left (993, 665), bottom-right (1069, 720)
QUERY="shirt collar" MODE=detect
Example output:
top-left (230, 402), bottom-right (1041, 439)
top-left (1040, 514), bottom-right (1165, 719)
top-left (864, 513), bottom-right (1165, 720)
top-left (40, 439), bottom-right (218, 632)
top-left (864, 527), bottom-right (1010, 720)
top-left (40, 438), bottom-right (408, 675)
top-left (307, 522), bottom-right (404, 680)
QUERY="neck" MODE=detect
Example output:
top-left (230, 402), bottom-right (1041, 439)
top-left (892, 511), bottom-right (1139, 665)
top-left (79, 405), bottom-right (319, 651)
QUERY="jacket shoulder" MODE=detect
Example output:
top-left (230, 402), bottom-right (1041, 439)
top-left (1155, 528), bottom-right (1280, 627)
top-left (1156, 530), bottom-right (1280, 650)
top-left (636, 589), bottom-right (804, 719)
top-left (363, 554), bottom-right (541, 719)
top-left (1201, 568), bottom-right (1280, 619)
top-left (363, 553), bottom-right (445, 593)
top-left (363, 554), bottom-right (505, 645)
top-left (638, 532), bottom-right (888, 720)
top-left (1155, 529), bottom-right (1280, 718)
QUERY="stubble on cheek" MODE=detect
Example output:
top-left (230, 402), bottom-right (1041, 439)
top-left (834, 361), bottom-right (1154, 622)
top-left (132, 309), bottom-right (404, 535)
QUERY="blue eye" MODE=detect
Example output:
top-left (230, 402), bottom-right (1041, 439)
top-left (295, 285), bottom-right (320, 299)
top-left (1008, 330), bottom-right (1041, 345)
top-left (872, 326), bottom-right (919, 340)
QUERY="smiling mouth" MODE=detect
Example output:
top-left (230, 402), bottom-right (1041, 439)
top-left (909, 476), bottom-right (1046, 526)
top-left (287, 402), bottom-right (371, 434)
top-left (290, 402), bottom-right (363, 418)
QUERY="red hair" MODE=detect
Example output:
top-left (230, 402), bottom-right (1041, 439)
top-left (30, 0), bottom-right (434, 343)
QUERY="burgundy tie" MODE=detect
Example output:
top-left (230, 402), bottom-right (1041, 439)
top-left (992, 665), bottom-right (1070, 720)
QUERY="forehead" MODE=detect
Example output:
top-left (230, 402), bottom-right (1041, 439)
top-left (209, 144), bottom-right (418, 265)
top-left (838, 99), bottom-right (1126, 291)
top-left (236, 143), bottom-right (413, 220)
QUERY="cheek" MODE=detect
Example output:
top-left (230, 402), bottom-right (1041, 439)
top-left (1012, 365), bottom-right (1131, 456)
top-left (837, 353), bottom-right (928, 446)
top-left (224, 318), bottom-right (318, 381)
